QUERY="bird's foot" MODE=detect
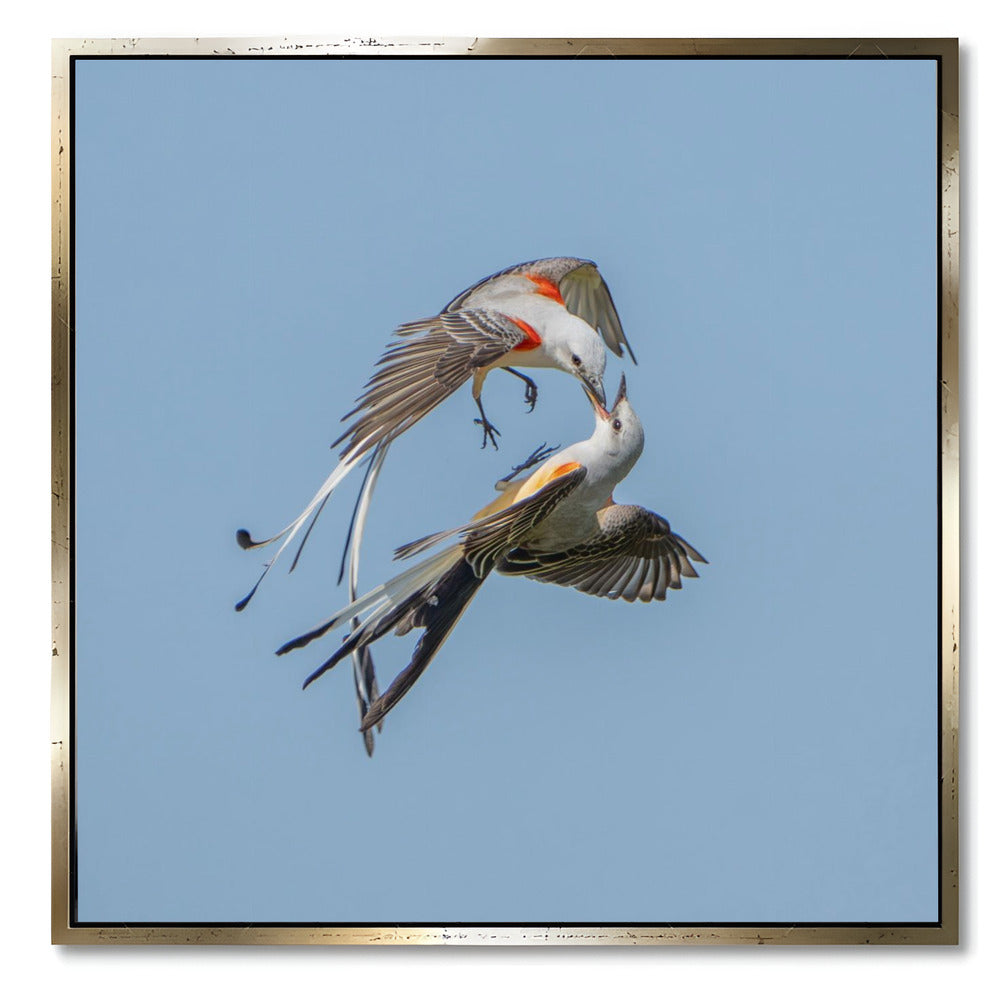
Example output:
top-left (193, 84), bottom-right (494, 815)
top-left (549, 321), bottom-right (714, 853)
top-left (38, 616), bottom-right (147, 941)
top-left (474, 416), bottom-right (502, 450)
top-left (499, 442), bottom-right (560, 482)
top-left (522, 378), bottom-right (538, 412)
top-left (502, 367), bottom-right (539, 413)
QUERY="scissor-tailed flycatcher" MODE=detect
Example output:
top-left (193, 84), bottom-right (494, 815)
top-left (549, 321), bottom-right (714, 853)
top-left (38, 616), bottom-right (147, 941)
top-left (238, 257), bottom-right (634, 753)
top-left (236, 256), bottom-right (633, 609)
top-left (277, 376), bottom-right (705, 735)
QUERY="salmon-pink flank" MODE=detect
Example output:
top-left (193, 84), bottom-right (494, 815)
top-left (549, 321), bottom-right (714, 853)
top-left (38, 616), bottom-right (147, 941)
top-left (509, 316), bottom-right (543, 351)
top-left (526, 273), bottom-right (565, 304)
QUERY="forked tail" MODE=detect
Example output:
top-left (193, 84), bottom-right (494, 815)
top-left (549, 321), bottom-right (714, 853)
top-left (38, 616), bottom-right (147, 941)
top-left (234, 450), bottom-right (367, 611)
top-left (278, 545), bottom-right (486, 732)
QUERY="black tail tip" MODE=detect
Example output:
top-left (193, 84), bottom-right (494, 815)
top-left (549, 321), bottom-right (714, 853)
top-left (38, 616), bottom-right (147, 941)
top-left (236, 528), bottom-right (254, 549)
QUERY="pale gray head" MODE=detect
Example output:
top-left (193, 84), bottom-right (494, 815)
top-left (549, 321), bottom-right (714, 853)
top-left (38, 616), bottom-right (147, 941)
top-left (552, 315), bottom-right (607, 406)
top-left (584, 373), bottom-right (645, 473)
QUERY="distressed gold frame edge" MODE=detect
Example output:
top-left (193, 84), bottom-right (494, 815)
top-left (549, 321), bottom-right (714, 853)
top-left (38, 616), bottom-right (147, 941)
top-left (51, 36), bottom-right (959, 946)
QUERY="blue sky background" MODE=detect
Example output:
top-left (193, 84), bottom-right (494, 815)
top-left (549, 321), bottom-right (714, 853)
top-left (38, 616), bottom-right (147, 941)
top-left (73, 56), bottom-right (938, 924)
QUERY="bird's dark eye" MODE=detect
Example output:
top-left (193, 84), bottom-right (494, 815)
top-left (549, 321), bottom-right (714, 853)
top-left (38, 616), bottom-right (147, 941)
top-left (571, 354), bottom-right (582, 367)
top-left (612, 418), bottom-right (622, 432)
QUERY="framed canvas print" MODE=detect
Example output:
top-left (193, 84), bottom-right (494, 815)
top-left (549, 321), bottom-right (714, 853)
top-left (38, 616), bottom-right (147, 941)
top-left (51, 37), bottom-right (959, 945)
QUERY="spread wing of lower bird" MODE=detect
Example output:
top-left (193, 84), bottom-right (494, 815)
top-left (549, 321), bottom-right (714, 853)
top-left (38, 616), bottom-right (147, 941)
top-left (497, 504), bottom-right (707, 603)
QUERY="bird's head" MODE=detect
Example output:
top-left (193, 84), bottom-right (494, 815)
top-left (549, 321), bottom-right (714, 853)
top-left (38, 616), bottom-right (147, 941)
top-left (552, 317), bottom-right (607, 406)
top-left (583, 373), bottom-right (644, 469)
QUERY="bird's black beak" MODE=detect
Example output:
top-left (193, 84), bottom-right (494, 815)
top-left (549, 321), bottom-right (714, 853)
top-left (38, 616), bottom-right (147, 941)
top-left (583, 380), bottom-right (610, 420)
top-left (612, 373), bottom-right (628, 410)
top-left (582, 370), bottom-right (607, 407)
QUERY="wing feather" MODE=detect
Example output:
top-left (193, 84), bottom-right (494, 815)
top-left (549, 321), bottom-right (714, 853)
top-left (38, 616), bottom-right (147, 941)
top-left (620, 557), bottom-right (647, 602)
top-left (559, 262), bottom-right (635, 363)
top-left (331, 309), bottom-right (525, 460)
top-left (394, 465), bottom-right (588, 575)
top-left (497, 504), bottom-right (706, 602)
top-left (443, 256), bottom-right (590, 311)
top-left (443, 257), bottom-right (635, 363)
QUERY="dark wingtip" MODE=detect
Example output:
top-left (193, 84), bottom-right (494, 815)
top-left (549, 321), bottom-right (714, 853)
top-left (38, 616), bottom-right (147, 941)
top-left (330, 423), bottom-right (352, 450)
top-left (236, 529), bottom-right (254, 549)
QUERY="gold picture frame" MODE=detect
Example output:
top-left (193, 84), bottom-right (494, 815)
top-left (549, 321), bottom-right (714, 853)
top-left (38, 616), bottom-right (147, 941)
top-left (52, 36), bottom-right (959, 945)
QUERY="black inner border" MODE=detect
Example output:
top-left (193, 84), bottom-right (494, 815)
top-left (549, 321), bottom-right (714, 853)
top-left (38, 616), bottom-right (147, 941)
top-left (67, 50), bottom-right (946, 931)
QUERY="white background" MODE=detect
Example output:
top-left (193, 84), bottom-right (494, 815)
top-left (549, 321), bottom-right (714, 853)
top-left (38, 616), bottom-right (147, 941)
top-left (3, 2), bottom-right (993, 997)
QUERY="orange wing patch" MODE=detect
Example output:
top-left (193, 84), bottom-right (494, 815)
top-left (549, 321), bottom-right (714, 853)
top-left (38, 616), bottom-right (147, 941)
top-left (514, 460), bottom-right (582, 503)
top-left (473, 460), bottom-right (583, 519)
top-left (508, 316), bottom-right (543, 351)
top-left (549, 461), bottom-right (583, 479)
top-left (526, 274), bottom-right (565, 304)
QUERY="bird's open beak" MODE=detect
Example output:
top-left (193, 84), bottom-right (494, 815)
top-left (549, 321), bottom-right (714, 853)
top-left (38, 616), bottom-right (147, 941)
top-left (582, 380), bottom-right (610, 420)
top-left (583, 371), bottom-right (606, 407)
top-left (612, 373), bottom-right (628, 409)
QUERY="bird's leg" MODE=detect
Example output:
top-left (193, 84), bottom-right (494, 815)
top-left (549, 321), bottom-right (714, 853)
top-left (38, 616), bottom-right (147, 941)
top-left (502, 367), bottom-right (538, 412)
top-left (498, 442), bottom-right (561, 483)
top-left (473, 396), bottom-right (502, 450)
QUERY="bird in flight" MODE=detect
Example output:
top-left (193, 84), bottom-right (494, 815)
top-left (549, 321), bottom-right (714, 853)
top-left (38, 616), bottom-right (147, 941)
top-left (276, 376), bottom-right (705, 735)
top-left (235, 257), bottom-right (634, 614)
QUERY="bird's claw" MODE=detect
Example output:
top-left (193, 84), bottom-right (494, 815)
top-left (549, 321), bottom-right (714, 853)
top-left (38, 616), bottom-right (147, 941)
top-left (474, 417), bottom-right (502, 450)
top-left (526, 442), bottom-right (558, 465)
top-left (501, 367), bottom-right (538, 413)
top-left (523, 381), bottom-right (538, 412)
top-left (499, 442), bottom-right (560, 482)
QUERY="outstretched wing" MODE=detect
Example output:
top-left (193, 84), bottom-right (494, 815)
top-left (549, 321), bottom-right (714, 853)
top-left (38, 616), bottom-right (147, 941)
top-left (558, 261), bottom-right (634, 363)
top-left (332, 308), bottom-right (527, 461)
top-left (497, 504), bottom-right (706, 602)
top-left (444, 257), bottom-right (634, 363)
